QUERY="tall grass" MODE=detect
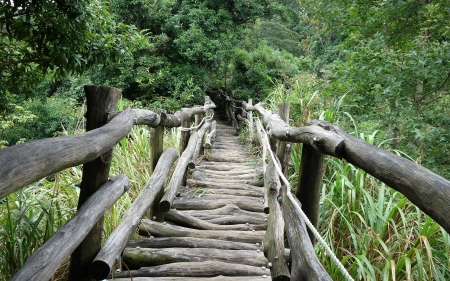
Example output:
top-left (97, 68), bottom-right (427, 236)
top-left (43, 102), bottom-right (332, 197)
top-left (268, 78), bottom-right (450, 280)
top-left (0, 100), bottom-right (182, 280)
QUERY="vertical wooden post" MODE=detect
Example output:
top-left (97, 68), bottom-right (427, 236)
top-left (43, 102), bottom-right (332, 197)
top-left (276, 102), bottom-right (290, 176)
top-left (68, 85), bottom-right (122, 281)
top-left (180, 119), bottom-right (191, 154)
top-left (247, 99), bottom-right (254, 143)
top-left (295, 144), bottom-right (324, 244)
top-left (194, 105), bottom-right (205, 156)
top-left (147, 117), bottom-right (165, 222)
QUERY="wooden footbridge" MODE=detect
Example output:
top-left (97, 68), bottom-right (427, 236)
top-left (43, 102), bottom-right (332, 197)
top-left (1, 86), bottom-right (450, 281)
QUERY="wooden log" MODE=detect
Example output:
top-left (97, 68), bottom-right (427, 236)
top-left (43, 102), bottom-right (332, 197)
top-left (204, 120), bottom-right (217, 149)
top-left (186, 179), bottom-right (263, 193)
top-left (192, 170), bottom-right (262, 180)
top-left (164, 209), bottom-right (265, 231)
top-left (139, 220), bottom-right (265, 244)
top-left (296, 143), bottom-right (324, 244)
top-left (127, 237), bottom-right (262, 251)
top-left (122, 247), bottom-right (268, 268)
top-left (321, 121), bottom-right (450, 234)
top-left (159, 132), bottom-right (199, 213)
top-left (109, 276), bottom-right (269, 281)
top-left (178, 186), bottom-right (263, 198)
top-left (148, 125), bottom-right (165, 221)
top-left (209, 155), bottom-right (254, 163)
top-left (181, 204), bottom-right (267, 219)
top-left (173, 196), bottom-right (265, 213)
top-left (10, 175), bottom-right (129, 281)
top-left (0, 108), bottom-right (134, 199)
top-left (194, 215), bottom-right (267, 226)
top-left (109, 261), bottom-right (268, 279)
top-left (255, 119), bottom-right (270, 213)
top-left (158, 101), bottom-right (216, 128)
top-left (275, 102), bottom-right (290, 176)
top-left (194, 106), bottom-right (205, 156)
top-left (189, 175), bottom-right (263, 187)
top-left (180, 118), bottom-right (191, 153)
top-left (253, 103), bottom-right (344, 158)
top-left (89, 148), bottom-right (179, 280)
top-left (192, 121), bottom-right (211, 162)
top-left (108, 109), bottom-right (160, 127)
top-left (69, 85), bottom-right (122, 281)
top-left (263, 160), bottom-right (290, 281)
top-left (282, 190), bottom-right (332, 280)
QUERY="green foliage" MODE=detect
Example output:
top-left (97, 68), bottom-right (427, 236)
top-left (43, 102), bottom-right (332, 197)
top-left (0, 0), bottom-right (149, 110)
top-left (0, 98), bottom-right (83, 146)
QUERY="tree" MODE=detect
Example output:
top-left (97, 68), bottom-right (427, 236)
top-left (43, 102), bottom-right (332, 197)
top-left (0, 0), bottom-right (148, 111)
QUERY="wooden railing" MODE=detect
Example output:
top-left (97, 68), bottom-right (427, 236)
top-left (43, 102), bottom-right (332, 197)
top-left (0, 85), bottom-right (216, 281)
top-left (2, 85), bottom-right (450, 281)
top-left (220, 94), bottom-right (450, 280)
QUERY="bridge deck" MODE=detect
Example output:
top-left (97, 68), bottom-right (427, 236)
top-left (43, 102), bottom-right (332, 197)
top-left (109, 115), bottom-right (270, 280)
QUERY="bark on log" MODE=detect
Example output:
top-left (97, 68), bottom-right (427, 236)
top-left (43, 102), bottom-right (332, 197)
top-left (275, 102), bottom-right (290, 176)
top-left (109, 276), bottom-right (268, 281)
top-left (69, 85), bottom-right (122, 281)
top-left (190, 174), bottom-right (263, 186)
top-left (192, 170), bottom-right (261, 180)
top-left (321, 121), bottom-right (450, 234)
top-left (158, 101), bottom-right (216, 128)
top-left (10, 175), bottom-right (129, 281)
top-left (255, 119), bottom-right (269, 213)
top-left (164, 209), bottom-right (265, 231)
top-left (89, 149), bottom-right (179, 280)
top-left (253, 103), bottom-right (344, 158)
top-left (122, 247), bottom-right (268, 269)
top-left (296, 144), bottom-right (324, 244)
top-left (282, 191), bottom-right (332, 280)
top-left (109, 261), bottom-right (268, 279)
top-left (173, 196), bottom-right (265, 213)
top-left (186, 179), bottom-right (263, 193)
top-left (148, 125), bottom-right (165, 221)
top-left (204, 120), bottom-right (217, 149)
top-left (263, 161), bottom-right (290, 281)
top-left (0, 108), bottom-right (134, 199)
top-left (139, 220), bottom-right (265, 244)
top-left (192, 215), bottom-right (267, 226)
top-left (108, 109), bottom-right (160, 127)
top-left (178, 186), bottom-right (263, 198)
top-left (159, 132), bottom-right (199, 213)
top-left (181, 204), bottom-right (267, 220)
top-left (192, 121), bottom-right (211, 162)
top-left (127, 237), bottom-right (262, 251)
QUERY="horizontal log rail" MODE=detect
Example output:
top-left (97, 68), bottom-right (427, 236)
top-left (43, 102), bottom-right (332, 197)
top-left (1, 84), bottom-right (217, 281)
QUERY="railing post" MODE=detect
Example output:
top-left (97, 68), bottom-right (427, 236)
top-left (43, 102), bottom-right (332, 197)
top-left (148, 110), bottom-right (165, 222)
top-left (295, 144), bottom-right (324, 244)
top-left (275, 102), bottom-right (290, 176)
top-left (68, 85), bottom-right (122, 281)
top-left (247, 99), bottom-right (254, 143)
top-left (194, 105), bottom-right (205, 156)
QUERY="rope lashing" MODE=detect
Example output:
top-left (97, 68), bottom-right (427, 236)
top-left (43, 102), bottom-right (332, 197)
top-left (179, 113), bottom-right (214, 132)
top-left (260, 126), bottom-right (355, 281)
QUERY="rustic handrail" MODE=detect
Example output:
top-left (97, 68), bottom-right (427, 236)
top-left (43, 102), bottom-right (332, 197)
top-left (0, 108), bottom-right (135, 199)
top-left (10, 174), bottom-right (130, 281)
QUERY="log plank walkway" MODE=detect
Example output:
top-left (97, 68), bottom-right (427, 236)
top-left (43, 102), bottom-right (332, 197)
top-left (109, 114), bottom-right (271, 280)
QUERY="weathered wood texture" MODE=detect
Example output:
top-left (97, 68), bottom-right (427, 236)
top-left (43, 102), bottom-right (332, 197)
top-left (263, 160), bottom-right (290, 281)
top-left (158, 102), bottom-right (216, 128)
top-left (109, 261), bottom-right (268, 279)
top-left (69, 85), bottom-right (122, 281)
top-left (295, 143), bottom-right (324, 244)
top-left (251, 103), bottom-right (344, 157)
top-left (122, 247), bottom-right (268, 268)
top-left (204, 120), bottom-right (217, 149)
top-left (127, 237), bottom-right (262, 251)
top-left (192, 121), bottom-right (211, 162)
top-left (164, 209), bottom-right (265, 231)
top-left (255, 119), bottom-right (270, 213)
top-left (139, 220), bottom-right (265, 244)
top-left (275, 102), bottom-right (290, 176)
top-left (322, 121), bottom-right (450, 234)
top-left (148, 125), bottom-right (165, 221)
top-left (109, 277), bottom-right (268, 281)
top-left (159, 132), bottom-right (199, 213)
top-left (173, 196), bottom-right (264, 213)
top-left (0, 108), bottom-right (134, 199)
top-left (89, 148), bottom-right (179, 280)
top-left (108, 109), bottom-right (160, 127)
top-left (10, 175), bottom-right (129, 281)
top-left (282, 190), bottom-right (332, 281)
top-left (180, 204), bottom-right (267, 221)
